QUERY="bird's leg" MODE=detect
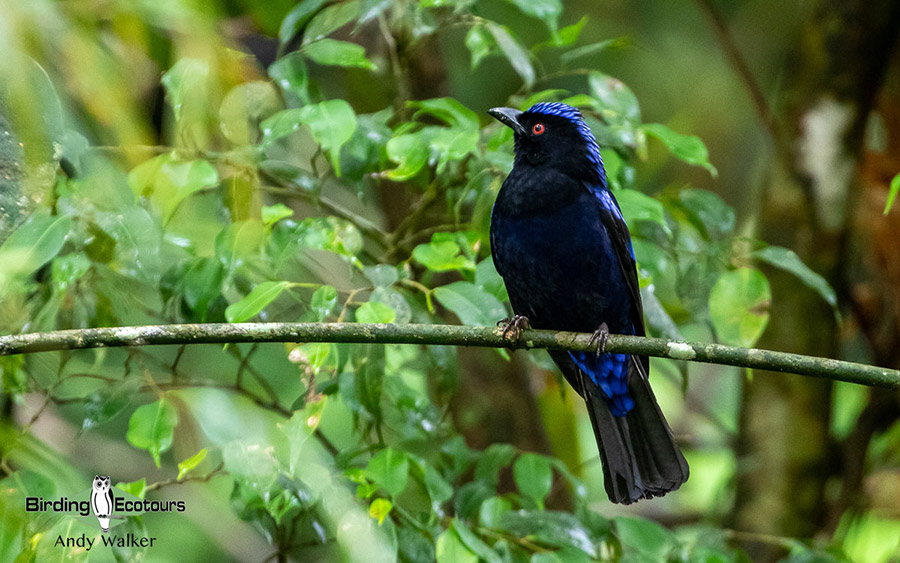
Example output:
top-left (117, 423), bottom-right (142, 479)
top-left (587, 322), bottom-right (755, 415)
top-left (589, 322), bottom-right (610, 357)
top-left (497, 315), bottom-right (531, 342)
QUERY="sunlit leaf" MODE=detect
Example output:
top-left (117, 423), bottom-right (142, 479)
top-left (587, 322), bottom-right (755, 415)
top-left (884, 173), bottom-right (900, 215)
top-left (385, 132), bottom-right (430, 180)
top-left (262, 203), bottom-right (294, 226)
top-left (708, 268), bottom-right (771, 347)
top-left (368, 498), bottom-right (392, 525)
top-left (177, 448), bottom-right (208, 480)
top-left (356, 301), bottom-right (396, 324)
top-left (435, 527), bottom-right (478, 563)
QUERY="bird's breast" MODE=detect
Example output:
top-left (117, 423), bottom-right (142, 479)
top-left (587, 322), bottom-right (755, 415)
top-left (491, 187), bottom-right (632, 332)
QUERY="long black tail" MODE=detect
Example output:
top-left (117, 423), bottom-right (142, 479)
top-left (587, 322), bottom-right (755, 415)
top-left (555, 353), bottom-right (688, 504)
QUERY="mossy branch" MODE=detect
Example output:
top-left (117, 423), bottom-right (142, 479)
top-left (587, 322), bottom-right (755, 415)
top-left (0, 323), bottom-right (897, 389)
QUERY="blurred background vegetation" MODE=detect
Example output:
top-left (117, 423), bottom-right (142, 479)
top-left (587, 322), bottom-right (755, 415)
top-left (0, 0), bottom-right (898, 561)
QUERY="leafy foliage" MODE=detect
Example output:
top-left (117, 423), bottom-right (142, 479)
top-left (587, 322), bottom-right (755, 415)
top-left (0, 0), bottom-right (849, 561)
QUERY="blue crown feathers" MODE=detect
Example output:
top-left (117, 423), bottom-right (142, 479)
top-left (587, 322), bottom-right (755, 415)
top-left (525, 102), bottom-right (605, 181)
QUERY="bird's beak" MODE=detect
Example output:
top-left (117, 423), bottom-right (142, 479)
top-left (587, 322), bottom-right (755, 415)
top-left (489, 107), bottom-right (526, 135)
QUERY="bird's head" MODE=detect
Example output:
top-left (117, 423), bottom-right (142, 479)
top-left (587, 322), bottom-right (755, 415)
top-left (489, 102), bottom-right (605, 184)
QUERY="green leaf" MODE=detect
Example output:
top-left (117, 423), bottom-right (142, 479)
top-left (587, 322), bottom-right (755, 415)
top-left (709, 268), bottom-right (771, 347)
top-left (299, 99), bottom-right (358, 176)
top-left (303, 39), bottom-right (376, 70)
top-left (676, 188), bottom-right (735, 239)
top-left (513, 453), bottom-right (553, 507)
top-left (215, 220), bottom-right (266, 275)
top-left (412, 236), bottom-right (475, 272)
top-left (368, 498), bottom-right (392, 525)
top-left (384, 132), bottom-right (429, 180)
top-left (356, 301), bottom-right (396, 324)
top-left (0, 212), bottom-right (71, 283)
top-left (261, 100), bottom-right (357, 176)
top-left (278, 0), bottom-right (330, 47)
top-left (499, 511), bottom-right (597, 557)
top-left (225, 281), bottom-right (292, 322)
top-left (475, 443), bottom-right (517, 486)
top-left (161, 58), bottom-right (210, 121)
top-left (182, 257), bottom-right (224, 318)
top-left (614, 516), bottom-right (675, 559)
top-left (310, 285), bottom-right (338, 320)
top-left (436, 527), bottom-right (478, 563)
top-left (366, 447), bottom-right (409, 497)
top-left (177, 448), bottom-right (208, 480)
top-left (553, 16), bottom-right (588, 46)
top-left (260, 108), bottom-right (305, 147)
top-left (752, 245), bottom-right (839, 317)
top-left (364, 264), bottom-right (399, 287)
top-left (128, 154), bottom-right (219, 223)
top-left (884, 173), bottom-right (900, 215)
top-left (218, 81), bottom-right (281, 145)
top-left (643, 123), bottom-right (717, 176)
top-left (588, 71), bottom-right (640, 124)
top-left (262, 203), bottom-right (294, 226)
top-left (269, 52), bottom-right (310, 103)
top-left (478, 496), bottom-right (513, 528)
top-left (615, 189), bottom-right (669, 232)
top-left (81, 377), bottom-right (141, 432)
top-left (452, 520), bottom-right (503, 563)
top-left (434, 281), bottom-right (507, 327)
top-left (503, 0), bottom-right (561, 31)
top-left (116, 478), bottom-right (147, 499)
top-left (410, 98), bottom-right (480, 132)
top-left (126, 398), bottom-right (179, 468)
top-left (560, 37), bottom-right (629, 65)
top-left (465, 26), bottom-right (493, 70)
top-left (303, 1), bottom-right (361, 44)
top-left (487, 23), bottom-right (534, 88)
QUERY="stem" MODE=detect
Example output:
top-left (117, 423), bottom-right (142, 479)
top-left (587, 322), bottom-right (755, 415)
top-left (0, 323), bottom-right (896, 389)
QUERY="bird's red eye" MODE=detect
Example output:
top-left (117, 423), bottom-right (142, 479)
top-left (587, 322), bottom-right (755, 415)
top-left (532, 123), bottom-right (545, 135)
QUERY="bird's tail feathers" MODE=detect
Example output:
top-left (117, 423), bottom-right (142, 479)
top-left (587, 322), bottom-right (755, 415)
top-left (581, 357), bottom-right (688, 504)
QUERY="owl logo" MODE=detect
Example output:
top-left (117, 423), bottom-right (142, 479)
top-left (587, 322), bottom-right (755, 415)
top-left (90, 475), bottom-right (114, 533)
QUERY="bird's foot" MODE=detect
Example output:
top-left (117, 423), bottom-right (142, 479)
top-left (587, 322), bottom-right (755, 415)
top-left (497, 315), bottom-right (531, 342)
top-left (589, 322), bottom-right (610, 357)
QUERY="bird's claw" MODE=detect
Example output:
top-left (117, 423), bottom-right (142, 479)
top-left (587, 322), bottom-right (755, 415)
top-left (498, 315), bottom-right (531, 342)
top-left (589, 322), bottom-right (610, 357)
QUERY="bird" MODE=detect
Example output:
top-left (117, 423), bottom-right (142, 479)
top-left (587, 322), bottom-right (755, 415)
top-left (488, 102), bottom-right (689, 504)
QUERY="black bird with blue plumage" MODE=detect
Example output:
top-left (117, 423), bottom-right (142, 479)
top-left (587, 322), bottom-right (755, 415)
top-left (488, 102), bottom-right (689, 504)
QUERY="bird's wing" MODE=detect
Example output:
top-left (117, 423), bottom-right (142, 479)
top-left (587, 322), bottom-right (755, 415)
top-left (107, 488), bottom-right (114, 513)
top-left (587, 186), bottom-right (649, 372)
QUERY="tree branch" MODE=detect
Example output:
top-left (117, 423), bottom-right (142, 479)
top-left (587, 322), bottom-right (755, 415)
top-left (0, 323), bottom-right (897, 389)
